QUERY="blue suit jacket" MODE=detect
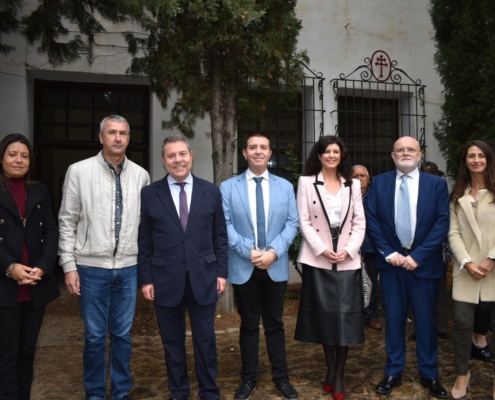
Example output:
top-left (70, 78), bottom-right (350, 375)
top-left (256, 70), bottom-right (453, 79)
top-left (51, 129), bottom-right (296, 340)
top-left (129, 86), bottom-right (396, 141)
top-left (138, 174), bottom-right (228, 307)
top-left (365, 170), bottom-right (449, 279)
top-left (220, 171), bottom-right (299, 285)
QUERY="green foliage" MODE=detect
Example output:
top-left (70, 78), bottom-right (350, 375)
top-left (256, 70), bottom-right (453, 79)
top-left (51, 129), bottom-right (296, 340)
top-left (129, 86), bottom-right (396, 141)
top-left (125, 0), bottom-right (308, 137)
top-left (0, 0), bottom-right (21, 55)
top-left (285, 143), bottom-right (302, 269)
top-left (430, 0), bottom-right (495, 177)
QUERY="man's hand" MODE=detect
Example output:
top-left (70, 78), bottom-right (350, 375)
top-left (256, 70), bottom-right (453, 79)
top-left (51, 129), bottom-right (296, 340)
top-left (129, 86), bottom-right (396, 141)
top-left (217, 278), bottom-right (226, 294)
top-left (465, 262), bottom-right (486, 280)
top-left (479, 258), bottom-right (495, 278)
top-left (64, 271), bottom-right (81, 295)
top-left (252, 251), bottom-right (276, 270)
top-left (142, 283), bottom-right (155, 301)
top-left (250, 249), bottom-right (263, 264)
top-left (402, 255), bottom-right (419, 271)
top-left (388, 254), bottom-right (406, 267)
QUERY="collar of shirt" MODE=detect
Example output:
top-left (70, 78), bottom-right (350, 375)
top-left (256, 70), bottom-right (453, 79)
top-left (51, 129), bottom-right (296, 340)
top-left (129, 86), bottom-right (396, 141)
top-left (246, 168), bottom-right (269, 182)
top-left (168, 173), bottom-right (193, 215)
top-left (396, 167), bottom-right (419, 181)
top-left (103, 157), bottom-right (125, 174)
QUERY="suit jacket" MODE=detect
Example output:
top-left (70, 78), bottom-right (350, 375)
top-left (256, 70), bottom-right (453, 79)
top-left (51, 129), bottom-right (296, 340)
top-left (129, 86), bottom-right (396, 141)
top-left (220, 170), bottom-right (298, 285)
top-left (296, 174), bottom-right (365, 270)
top-left (0, 183), bottom-right (60, 308)
top-left (449, 189), bottom-right (495, 303)
top-left (365, 169), bottom-right (450, 279)
top-left (138, 174), bottom-right (228, 307)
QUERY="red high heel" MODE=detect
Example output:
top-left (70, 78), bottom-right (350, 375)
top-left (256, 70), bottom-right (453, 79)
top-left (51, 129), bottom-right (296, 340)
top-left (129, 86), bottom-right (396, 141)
top-left (332, 392), bottom-right (347, 400)
top-left (322, 381), bottom-right (334, 395)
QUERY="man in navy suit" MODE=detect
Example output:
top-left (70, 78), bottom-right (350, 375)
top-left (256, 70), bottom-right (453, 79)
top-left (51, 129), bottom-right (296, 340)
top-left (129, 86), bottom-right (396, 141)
top-left (365, 136), bottom-right (449, 399)
top-left (220, 133), bottom-right (299, 400)
top-left (138, 134), bottom-right (228, 400)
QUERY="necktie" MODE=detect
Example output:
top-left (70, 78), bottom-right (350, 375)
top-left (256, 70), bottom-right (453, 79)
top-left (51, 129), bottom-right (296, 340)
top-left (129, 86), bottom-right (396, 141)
top-left (396, 174), bottom-right (413, 247)
top-left (253, 177), bottom-right (266, 249)
top-left (175, 182), bottom-right (188, 231)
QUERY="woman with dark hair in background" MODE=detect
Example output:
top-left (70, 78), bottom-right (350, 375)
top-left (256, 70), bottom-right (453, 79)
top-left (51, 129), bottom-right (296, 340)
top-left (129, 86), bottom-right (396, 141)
top-left (295, 136), bottom-right (365, 400)
top-left (0, 134), bottom-right (60, 399)
top-left (449, 140), bottom-right (495, 399)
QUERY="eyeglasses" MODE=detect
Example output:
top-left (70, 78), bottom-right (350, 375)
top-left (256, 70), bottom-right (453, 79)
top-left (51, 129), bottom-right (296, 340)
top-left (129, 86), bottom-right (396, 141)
top-left (394, 147), bottom-right (420, 154)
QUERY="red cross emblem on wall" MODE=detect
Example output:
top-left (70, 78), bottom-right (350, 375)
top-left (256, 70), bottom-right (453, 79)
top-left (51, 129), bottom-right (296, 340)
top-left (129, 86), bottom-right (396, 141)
top-left (370, 50), bottom-right (392, 82)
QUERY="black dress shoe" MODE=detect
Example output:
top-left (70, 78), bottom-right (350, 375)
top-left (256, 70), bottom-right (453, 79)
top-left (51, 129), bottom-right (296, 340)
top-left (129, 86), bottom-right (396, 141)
top-left (235, 380), bottom-right (256, 400)
top-left (471, 342), bottom-right (495, 363)
top-left (275, 380), bottom-right (299, 400)
top-left (375, 376), bottom-right (402, 394)
top-left (420, 377), bottom-right (447, 399)
top-left (437, 331), bottom-right (452, 340)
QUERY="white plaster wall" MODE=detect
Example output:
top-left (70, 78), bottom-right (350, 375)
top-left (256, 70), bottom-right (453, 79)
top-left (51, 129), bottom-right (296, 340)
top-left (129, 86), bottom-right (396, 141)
top-left (296, 0), bottom-right (446, 171)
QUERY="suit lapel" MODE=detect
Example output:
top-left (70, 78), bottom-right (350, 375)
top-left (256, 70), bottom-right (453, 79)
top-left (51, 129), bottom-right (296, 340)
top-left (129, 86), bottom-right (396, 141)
top-left (313, 172), bottom-right (333, 228)
top-left (187, 176), bottom-right (205, 231)
top-left (267, 173), bottom-right (279, 227)
top-left (156, 176), bottom-right (183, 232)
top-left (416, 171), bottom-right (430, 229)
top-left (339, 175), bottom-right (351, 224)
top-left (386, 171), bottom-right (397, 222)
top-left (26, 185), bottom-right (43, 220)
top-left (234, 172), bottom-right (254, 229)
top-left (458, 191), bottom-right (483, 245)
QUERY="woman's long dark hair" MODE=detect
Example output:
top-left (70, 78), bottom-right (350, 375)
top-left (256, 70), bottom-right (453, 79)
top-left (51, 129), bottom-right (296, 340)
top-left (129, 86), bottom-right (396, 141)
top-left (0, 133), bottom-right (37, 187)
top-left (305, 135), bottom-right (353, 183)
top-left (450, 140), bottom-right (495, 211)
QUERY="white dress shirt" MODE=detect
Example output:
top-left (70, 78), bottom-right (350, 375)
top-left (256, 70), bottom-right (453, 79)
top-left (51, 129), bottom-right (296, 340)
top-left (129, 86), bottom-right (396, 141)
top-left (246, 168), bottom-right (270, 250)
top-left (168, 173), bottom-right (193, 216)
top-left (386, 167), bottom-right (420, 260)
top-left (325, 188), bottom-right (342, 228)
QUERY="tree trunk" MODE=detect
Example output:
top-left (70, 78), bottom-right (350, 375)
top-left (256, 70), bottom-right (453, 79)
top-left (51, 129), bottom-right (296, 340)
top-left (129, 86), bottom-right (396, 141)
top-left (210, 58), bottom-right (237, 314)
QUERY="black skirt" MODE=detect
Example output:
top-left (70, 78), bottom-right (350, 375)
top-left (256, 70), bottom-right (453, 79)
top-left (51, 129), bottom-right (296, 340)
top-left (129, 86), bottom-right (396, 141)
top-left (294, 264), bottom-right (365, 346)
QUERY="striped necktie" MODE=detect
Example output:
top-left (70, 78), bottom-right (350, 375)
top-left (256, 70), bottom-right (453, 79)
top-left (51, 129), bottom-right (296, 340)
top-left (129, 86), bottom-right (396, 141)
top-left (396, 174), bottom-right (412, 247)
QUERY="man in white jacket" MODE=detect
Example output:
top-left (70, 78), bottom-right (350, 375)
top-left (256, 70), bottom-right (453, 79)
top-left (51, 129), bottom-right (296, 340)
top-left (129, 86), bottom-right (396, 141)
top-left (58, 115), bottom-right (150, 400)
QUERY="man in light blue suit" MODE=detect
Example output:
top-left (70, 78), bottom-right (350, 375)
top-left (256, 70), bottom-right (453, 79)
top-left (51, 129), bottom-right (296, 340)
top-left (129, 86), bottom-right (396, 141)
top-left (220, 132), bottom-right (299, 400)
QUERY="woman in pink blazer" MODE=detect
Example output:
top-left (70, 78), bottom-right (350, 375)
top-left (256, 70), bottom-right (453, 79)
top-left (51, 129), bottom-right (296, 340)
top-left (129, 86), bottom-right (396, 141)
top-left (294, 136), bottom-right (365, 400)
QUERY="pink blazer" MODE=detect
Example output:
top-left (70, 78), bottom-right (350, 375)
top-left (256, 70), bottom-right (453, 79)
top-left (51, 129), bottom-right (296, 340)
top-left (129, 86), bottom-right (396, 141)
top-left (296, 173), bottom-right (365, 271)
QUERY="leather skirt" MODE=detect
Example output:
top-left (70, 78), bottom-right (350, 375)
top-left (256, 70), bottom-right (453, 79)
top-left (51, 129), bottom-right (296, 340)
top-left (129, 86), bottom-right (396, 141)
top-left (294, 264), bottom-right (365, 346)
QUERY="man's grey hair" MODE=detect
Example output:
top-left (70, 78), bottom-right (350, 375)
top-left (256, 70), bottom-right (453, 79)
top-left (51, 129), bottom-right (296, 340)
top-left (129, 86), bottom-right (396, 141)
top-left (352, 165), bottom-right (369, 175)
top-left (99, 115), bottom-right (130, 135)
top-left (162, 134), bottom-right (191, 156)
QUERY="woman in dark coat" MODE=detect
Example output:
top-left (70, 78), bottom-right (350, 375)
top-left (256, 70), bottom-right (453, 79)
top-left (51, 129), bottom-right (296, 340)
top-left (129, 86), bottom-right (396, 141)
top-left (0, 133), bottom-right (60, 400)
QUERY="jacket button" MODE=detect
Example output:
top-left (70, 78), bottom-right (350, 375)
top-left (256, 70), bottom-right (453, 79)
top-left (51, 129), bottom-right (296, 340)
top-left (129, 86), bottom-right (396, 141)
top-left (313, 201), bottom-right (316, 204)
top-left (37, 204), bottom-right (41, 209)
top-left (41, 239), bottom-right (44, 243)
top-left (0, 237), bottom-right (3, 242)
top-left (316, 229), bottom-right (319, 232)
top-left (315, 215), bottom-right (317, 218)
top-left (181, 260), bottom-right (185, 264)
top-left (0, 219), bottom-right (4, 224)
top-left (40, 222), bottom-right (43, 226)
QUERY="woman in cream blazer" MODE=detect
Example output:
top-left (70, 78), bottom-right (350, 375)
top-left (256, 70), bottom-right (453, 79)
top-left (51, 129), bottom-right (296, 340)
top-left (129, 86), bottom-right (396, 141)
top-left (449, 140), bottom-right (495, 400)
top-left (294, 136), bottom-right (365, 400)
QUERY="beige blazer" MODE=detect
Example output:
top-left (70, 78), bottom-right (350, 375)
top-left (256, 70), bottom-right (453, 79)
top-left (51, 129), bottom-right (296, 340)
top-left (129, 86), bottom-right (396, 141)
top-left (449, 189), bottom-right (495, 303)
top-left (296, 173), bottom-right (365, 271)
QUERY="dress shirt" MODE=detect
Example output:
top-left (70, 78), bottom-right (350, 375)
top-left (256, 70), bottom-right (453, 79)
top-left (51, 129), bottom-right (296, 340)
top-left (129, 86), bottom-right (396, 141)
top-left (386, 167), bottom-right (419, 260)
top-left (246, 168), bottom-right (270, 250)
top-left (168, 173), bottom-right (193, 216)
top-left (325, 187), bottom-right (342, 228)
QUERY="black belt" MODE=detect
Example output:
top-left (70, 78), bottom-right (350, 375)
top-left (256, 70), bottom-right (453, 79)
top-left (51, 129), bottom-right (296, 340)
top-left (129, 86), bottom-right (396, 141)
top-left (403, 247), bottom-right (411, 255)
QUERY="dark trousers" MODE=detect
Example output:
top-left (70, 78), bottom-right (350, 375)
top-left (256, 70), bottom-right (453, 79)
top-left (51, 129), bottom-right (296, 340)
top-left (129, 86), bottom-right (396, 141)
top-left (363, 252), bottom-right (379, 323)
top-left (411, 270), bottom-right (449, 335)
top-left (473, 301), bottom-right (491, 335)
top-left (380, 268), bottom-right (440, 379)
top-left (233, 268), bottom-right (288, 384)
top-left (453, 300), bottom-right (495, 374)
top-left (0, 302), bottom-right (46, 400)
top-left (154, 274), bottom-right (219, 400)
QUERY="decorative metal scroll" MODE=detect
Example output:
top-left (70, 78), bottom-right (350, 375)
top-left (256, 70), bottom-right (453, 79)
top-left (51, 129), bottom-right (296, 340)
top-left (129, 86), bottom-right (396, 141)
top-left (330, 51), bottom-right (427, 175)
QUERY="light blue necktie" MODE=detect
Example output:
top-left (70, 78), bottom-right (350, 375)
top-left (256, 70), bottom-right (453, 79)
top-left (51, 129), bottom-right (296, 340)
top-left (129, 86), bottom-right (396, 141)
top-left (396, 174), bottom-right (413, 247)
top-left (253, 177), bottom-right (266, 249)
